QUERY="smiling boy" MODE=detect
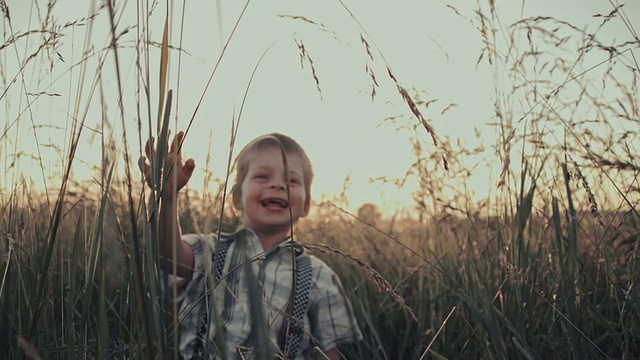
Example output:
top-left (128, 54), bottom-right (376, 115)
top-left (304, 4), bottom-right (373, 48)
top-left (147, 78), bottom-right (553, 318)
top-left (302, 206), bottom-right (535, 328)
top-left (142, 132), bottom-right (362, 359)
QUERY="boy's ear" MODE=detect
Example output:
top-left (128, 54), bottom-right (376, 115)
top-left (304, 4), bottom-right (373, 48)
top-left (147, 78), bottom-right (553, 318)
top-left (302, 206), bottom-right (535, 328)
top-left (302, 201), bottom-right (310, 217)
top-left (232, 184), bottom-right (243, 210)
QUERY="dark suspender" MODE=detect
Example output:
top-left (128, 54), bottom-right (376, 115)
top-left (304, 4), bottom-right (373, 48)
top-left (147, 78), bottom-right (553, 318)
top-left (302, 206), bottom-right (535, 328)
top-left (195, 235), bottom-right (233, 359)
top-left (278, 254), bottom-right (312, 358)
top-left (193, 233), bottom-right (312, 359)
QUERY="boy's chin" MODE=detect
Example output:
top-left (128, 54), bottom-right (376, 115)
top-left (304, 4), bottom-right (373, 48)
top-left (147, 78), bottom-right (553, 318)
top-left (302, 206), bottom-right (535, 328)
top-left (259, 209), bottom-right (302, 221)
top-left (248, 224), bottom-right (294, 239)
top-left (263, 219), bottom-right (299, 229)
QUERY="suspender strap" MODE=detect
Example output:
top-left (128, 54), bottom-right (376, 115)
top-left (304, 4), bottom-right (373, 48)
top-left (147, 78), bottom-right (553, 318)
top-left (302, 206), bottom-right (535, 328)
top-left (213, 238), bottom-right (233, 283)
top-left (278, 254), bottom-right (312, 359)
top-left (194, 235), bottom-right (234, 358)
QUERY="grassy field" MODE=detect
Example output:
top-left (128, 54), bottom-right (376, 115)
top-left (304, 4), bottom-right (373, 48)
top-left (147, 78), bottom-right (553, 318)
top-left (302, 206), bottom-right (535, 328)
top-left (1, 0), bottom-right (639, 359)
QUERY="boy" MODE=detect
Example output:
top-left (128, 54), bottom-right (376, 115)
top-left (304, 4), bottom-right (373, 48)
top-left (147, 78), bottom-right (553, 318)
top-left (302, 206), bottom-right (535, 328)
top-left (142, 131), bottom-right (362, 359)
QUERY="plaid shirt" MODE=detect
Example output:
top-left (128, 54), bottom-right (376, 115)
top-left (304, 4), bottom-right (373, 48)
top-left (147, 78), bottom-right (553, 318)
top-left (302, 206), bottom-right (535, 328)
top-left (164, 227), bottom-right (362, 359)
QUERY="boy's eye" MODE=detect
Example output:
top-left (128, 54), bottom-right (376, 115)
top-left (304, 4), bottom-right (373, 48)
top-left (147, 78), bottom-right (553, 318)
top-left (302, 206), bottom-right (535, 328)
top-left (255, 174), bottom-right (268, 179)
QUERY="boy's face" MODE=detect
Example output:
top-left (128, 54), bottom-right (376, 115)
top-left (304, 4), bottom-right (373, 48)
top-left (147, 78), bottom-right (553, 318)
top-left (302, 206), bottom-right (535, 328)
top-left (238, 147), bottom-right (310, 235)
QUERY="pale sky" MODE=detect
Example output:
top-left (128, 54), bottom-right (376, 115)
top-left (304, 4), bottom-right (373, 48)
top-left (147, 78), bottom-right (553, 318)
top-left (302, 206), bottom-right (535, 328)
top-left (2, 0), bottom-right (638, 213)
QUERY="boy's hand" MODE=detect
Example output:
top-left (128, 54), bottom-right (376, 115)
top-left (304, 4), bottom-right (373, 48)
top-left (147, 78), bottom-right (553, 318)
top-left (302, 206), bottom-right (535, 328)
top-left (141, 131), bottom-right (196, 196)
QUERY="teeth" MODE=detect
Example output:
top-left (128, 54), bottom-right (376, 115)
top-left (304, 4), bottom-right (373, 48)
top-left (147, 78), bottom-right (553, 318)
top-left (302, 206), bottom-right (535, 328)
top-left (262, 199), bottom-right (288, 207)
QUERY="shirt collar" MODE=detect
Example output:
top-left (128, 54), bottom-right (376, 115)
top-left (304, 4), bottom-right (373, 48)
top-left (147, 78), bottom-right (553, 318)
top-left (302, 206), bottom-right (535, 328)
top-left (240, 226), bottom-right (304, 256)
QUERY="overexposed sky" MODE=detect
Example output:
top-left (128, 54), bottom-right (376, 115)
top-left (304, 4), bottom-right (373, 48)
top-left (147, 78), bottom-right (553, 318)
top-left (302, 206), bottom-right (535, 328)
top-left (2, 0), bottom-right (638, 213)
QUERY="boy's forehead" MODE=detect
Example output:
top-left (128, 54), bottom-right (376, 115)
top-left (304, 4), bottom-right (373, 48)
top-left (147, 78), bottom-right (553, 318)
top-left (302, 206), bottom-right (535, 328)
top-left (246, 145), bottom-right (302, 161)
top-left (246, 146), bottom-right (303, 164)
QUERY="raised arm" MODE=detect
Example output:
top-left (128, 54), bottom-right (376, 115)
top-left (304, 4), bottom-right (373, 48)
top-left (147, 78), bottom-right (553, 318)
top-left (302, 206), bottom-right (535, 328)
top-left (142, 131), bottom-right (196, 277)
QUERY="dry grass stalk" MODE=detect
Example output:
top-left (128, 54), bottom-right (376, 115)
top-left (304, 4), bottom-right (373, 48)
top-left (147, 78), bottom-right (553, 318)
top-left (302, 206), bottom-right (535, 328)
top-left (596, 157), bottom-right (640, 172)
top-left (570, 160), bottom-right (605, 228)
top-left (303, 242), bottom-right (418, 322)
top-left (0, 0), bottom-right (9, 20)
top-left (419, 306), bottom-right (457, 360)
top-left (385, 66), bottom-right (440, 149)
top-left (336, 0), bottom-right (445, 166)
top-left (360, 35), bottom-right (378, 100)
top-left (295, 38), bottom-right (323, 100)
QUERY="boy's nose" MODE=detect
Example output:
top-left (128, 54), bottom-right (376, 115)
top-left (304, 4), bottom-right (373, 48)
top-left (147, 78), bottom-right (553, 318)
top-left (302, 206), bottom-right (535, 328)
top-left (270, 176), bottom-right (286, 190)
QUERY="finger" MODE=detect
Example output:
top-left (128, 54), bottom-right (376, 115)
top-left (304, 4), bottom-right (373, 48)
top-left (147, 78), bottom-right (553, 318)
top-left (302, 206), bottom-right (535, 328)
top-left (144, 163), bottom-right (153, 186)
top-left (169, 131), bottom-right (184, 157)
top-left (169, 131), bottom-right (176, 155)
top-left (145, 137), bottom-right (155, 159)
top-left (183, 158), bottom-right (196, 180)
top-left (177, 131), bottom-right (184, 152)
top-left (164, 129), bottom-right (172, 153)
top-left (138, 156), bottom-right (153, 187)
top-left (138, 156), bottom-right (146, 173)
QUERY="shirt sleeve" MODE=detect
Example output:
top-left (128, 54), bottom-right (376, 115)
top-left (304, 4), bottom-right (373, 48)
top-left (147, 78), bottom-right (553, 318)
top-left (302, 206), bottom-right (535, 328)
top-left (162, 233), bottom-right (209, 299)
top-left (162, 233), bottom-right (215, 358)
top-left (307, 257), bottom-right (363, 351)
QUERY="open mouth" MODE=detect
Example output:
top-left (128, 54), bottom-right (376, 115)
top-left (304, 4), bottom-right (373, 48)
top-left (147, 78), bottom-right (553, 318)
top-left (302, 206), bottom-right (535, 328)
top-left (261, 198), bottom-right (289, 209)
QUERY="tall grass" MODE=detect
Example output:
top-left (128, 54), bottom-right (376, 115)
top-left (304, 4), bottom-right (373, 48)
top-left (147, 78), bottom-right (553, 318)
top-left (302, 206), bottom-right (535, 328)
top-left (1, 0), bottom-right (639, 359)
